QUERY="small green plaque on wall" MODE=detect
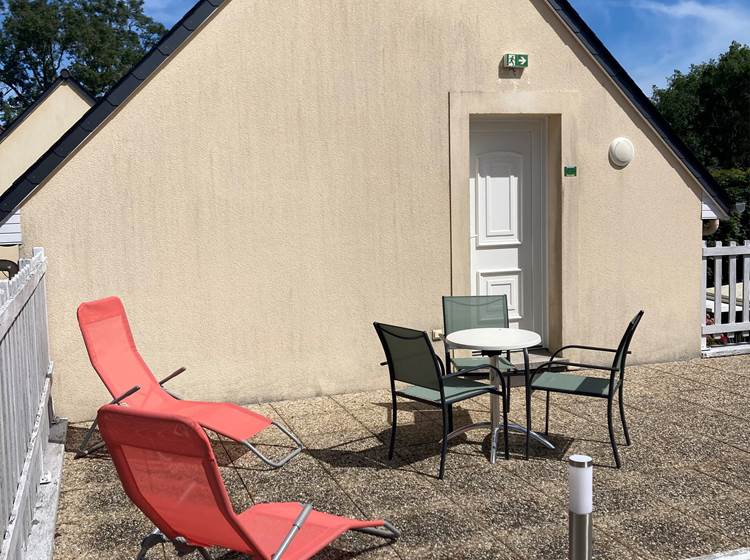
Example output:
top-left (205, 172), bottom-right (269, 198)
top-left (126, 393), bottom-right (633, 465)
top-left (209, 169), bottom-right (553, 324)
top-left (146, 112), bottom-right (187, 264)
top-left (564, 166), bottom-right (577, 177)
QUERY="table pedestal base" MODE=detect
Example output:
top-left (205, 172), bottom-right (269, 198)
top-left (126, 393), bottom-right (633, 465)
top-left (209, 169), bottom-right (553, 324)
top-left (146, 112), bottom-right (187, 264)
top-left (444, 421), bottom-right (555, 463)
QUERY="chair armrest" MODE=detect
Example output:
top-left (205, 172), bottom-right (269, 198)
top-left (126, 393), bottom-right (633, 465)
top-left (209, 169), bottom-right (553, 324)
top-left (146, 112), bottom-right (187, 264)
top-left (444, 364), bottom-right (503, 379)
top-left (534, 360), bottom-right (616, 374)
top-left (158, 367), bottom-right (186, 385)
top-left (549, 345), bottom-right (631, 361)
top-left (272, 503), bottom-right (314, 560)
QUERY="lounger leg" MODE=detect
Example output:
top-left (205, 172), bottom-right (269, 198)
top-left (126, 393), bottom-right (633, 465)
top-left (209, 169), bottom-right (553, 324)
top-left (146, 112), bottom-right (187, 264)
top-left (388, 396), bottom-right (398, 460)
top-left (135, 530), bottom-right (167, 560)
top-left (354, 520), bottom-right (401, 540)
top-left (544, 391), bottom-right (550, 436)
top-left (242, 421), bottom-right (305, 469)
top-left (438, 405), bottom-right (449, 479)
top-left (607, 398), bottom-right (622, 469)
top-left (619, 384), bottom-right (631, 446)
top-left (447, 404), bottom-right (454, 433)
top-left (74, 418), bottom-right (103, 459)
top-left (76, 385), bottom-right (141, 459)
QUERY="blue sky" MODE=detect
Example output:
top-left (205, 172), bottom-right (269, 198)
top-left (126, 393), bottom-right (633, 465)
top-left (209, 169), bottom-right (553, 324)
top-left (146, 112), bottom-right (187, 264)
top-left (142, 0), bottom-right (750, 94)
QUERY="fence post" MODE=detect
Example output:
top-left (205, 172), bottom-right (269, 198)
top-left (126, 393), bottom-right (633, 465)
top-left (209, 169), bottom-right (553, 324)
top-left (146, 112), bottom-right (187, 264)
top-left (568, 454), bottom-right (593, 560)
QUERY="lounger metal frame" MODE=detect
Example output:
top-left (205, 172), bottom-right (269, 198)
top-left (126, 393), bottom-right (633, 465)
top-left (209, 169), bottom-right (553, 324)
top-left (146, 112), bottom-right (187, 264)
top-left (135, 504), bottom-right (400, 560)
top-left (75, 367), bottom-right (304, 467)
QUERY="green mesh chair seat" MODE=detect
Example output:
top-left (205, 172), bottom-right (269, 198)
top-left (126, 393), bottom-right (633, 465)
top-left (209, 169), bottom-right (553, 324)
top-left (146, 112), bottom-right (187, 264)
top-left (397, 377), bottom-right (495, 405)
top-left (374, 322), bottom-right (509, 479)
top-left (531, 371), bottom-right (615, 398)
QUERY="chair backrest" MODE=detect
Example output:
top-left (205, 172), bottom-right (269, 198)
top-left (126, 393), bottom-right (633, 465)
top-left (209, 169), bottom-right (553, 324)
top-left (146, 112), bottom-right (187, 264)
top-left (611, 310), bottom-right (645, 377)
top-left (442, 295), bottom-right (509, 335)
top-left (77, 296), bottom-right (160, 404)
top-left (97, 404), bottom-right (258, 554)
top-left (373, 323), bottom-right (443, 391)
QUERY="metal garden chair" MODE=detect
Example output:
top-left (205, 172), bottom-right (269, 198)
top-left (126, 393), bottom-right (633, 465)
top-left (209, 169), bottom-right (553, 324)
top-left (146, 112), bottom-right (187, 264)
top-left (442, 295), bottom-right (515, 374)
top-left (97, 404), bottom-right (399, 560)
top-left (528, 311), bottom-right (644, 468)
top-left (373, 322), bottom-right (509, 479)
top-left (75, 296), bottom-right (303, 467)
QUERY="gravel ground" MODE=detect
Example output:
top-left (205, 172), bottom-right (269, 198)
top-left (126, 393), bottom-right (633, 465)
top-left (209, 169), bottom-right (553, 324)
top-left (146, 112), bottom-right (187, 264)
top-left (55, 356), bottom-right (750, 559)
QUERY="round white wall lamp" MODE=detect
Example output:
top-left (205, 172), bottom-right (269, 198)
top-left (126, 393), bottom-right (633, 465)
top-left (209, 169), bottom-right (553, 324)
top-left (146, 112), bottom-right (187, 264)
top-left (609, 137), bottom-right (635, 168)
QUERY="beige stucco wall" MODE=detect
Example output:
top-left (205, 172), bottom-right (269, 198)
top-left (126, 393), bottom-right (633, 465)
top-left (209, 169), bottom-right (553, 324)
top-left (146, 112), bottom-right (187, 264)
top-left (0, 245), bottom-right (18, 263)
top-left (20, 0), bottom-right (703, 421)
top-left (0, 82), bottom-right (93, 194)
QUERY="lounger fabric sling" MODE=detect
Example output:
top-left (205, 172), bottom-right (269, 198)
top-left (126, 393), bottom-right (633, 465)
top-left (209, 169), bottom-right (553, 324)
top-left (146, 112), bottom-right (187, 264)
top-left (76, 296), bottom-right (302, 466)
top-left (97, 405), bottom-right (398, 560)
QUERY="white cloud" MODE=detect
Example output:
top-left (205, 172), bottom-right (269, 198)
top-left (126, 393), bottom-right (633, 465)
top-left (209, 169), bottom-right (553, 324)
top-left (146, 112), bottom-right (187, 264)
top-left (630, 0), bottom-right (750, 90)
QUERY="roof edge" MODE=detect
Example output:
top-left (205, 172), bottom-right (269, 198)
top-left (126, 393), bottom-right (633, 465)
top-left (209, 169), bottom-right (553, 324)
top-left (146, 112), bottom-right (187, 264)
top-left (0, 0), bottom-right (225, 224)
top-left (0, 70), bottom-right (96, 149)
top-left (543, 0), bottom-right (731, 219)
top-left (0, 0), bottom-right (733, 224)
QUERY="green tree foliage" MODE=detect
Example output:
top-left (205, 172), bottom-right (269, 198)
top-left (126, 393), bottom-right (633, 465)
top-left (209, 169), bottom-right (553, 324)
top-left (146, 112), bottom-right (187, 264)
top-left (0, 0), bottom-right (166, 126)
top-left (652, 42), bottom-right (750, 242)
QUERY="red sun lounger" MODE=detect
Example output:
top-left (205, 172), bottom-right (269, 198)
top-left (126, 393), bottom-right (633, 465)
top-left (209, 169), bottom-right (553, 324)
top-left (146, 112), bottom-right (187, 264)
top-left (75, 296), bottom-right (303, 468)
top-left (98, 405), bottom-right (399, 560)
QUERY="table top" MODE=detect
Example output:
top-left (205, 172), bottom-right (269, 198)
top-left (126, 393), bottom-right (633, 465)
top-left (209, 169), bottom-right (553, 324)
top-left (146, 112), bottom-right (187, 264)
top-left (445, 328), bottom-right (542, 351)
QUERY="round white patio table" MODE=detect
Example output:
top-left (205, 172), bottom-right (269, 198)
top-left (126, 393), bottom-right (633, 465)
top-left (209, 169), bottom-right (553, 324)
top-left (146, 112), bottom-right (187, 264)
top-left (445, 327), bottom-right (555, 463)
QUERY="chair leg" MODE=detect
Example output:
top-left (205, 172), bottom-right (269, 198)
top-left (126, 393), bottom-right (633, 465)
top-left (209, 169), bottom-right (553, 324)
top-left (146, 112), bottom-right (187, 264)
top-left (388, 397), bottom-right (398, 460)
top-left (523, 349), bottom-right (531, 460)
top-left (448, 404), bottom-right (454, 433)
top-left (544, 391), bottom-right (550, 436)
top-left (619, 384), bottom-right (631, 446)
top-left (607, 398), bottom-right (622, 469)
top-left (502, 381), bottom-right (510, 460)
top-left (439, 405), bottom-right (449, 479)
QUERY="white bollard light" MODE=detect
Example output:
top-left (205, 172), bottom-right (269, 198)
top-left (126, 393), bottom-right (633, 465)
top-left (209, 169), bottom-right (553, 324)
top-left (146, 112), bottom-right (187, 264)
top-left (568, 454), bottom-right (593, 560)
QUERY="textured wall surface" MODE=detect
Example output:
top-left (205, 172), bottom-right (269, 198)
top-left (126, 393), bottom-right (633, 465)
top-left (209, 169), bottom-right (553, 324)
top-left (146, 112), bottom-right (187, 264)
top-left (0, 82), bottom-right (93, 194)
top-left (20, 0), bottom-right (702, 420)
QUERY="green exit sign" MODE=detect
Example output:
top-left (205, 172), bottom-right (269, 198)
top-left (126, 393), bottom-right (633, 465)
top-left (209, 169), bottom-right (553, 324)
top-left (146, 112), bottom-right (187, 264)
top-left (503, 53), bottom-right (528, 68)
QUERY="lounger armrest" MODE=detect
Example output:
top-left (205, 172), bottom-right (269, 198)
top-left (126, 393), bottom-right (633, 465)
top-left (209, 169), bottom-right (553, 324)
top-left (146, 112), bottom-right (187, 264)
top-left (158, 367), bottom-right (186, 385)
top-left (272, 503), bottom-right (314, 560)
top-left (112, 385), bottom-right (140, 404)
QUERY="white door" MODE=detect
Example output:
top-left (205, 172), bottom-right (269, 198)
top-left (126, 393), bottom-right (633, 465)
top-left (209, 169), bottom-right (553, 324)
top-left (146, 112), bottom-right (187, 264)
top-left (469, 118), bottom-right (546, 340)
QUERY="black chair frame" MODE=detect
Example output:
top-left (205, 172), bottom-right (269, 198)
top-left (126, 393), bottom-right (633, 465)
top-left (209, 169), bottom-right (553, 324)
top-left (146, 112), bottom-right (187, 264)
top-left (374, 322), bottom-right (509, 479)
top-left (528, 311), bottom-right (644, 468)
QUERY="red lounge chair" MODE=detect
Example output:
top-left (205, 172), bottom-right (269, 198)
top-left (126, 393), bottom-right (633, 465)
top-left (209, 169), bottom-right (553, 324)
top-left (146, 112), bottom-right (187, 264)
top-left (75, 296), bottom-right (303, 467)
top-left (97, 404), bottom-right (399, 560)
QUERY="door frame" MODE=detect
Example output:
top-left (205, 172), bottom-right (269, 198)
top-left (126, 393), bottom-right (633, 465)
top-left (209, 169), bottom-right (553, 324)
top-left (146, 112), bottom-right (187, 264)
top-left (448, 92), bottom-right (559, 347)
top-left (469, 117), bottom-right (548, 342)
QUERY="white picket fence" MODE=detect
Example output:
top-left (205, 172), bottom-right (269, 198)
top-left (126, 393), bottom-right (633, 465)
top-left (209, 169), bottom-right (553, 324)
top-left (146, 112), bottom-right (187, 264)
top-left (702, 241), bottom-right (750, 356)
top-left (0, 248), bottom-right (53, 560)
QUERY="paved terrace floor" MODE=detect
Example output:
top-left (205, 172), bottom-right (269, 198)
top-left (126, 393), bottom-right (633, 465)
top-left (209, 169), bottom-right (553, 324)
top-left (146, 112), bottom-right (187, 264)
top-left (56, 356), bottom-right (750, 559)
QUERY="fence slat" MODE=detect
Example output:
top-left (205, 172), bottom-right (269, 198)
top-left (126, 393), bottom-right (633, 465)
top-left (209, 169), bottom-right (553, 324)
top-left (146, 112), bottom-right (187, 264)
top-left (714, 242), bottom-right (723, 326)
top-left (0, 248), bottom-right (52, 560)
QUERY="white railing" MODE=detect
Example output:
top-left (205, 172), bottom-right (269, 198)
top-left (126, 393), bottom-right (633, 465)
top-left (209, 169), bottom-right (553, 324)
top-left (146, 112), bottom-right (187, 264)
top-left (0, 248), bottom-right (52, 560)
top-left (702, 241), bottom-right (750, 356)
